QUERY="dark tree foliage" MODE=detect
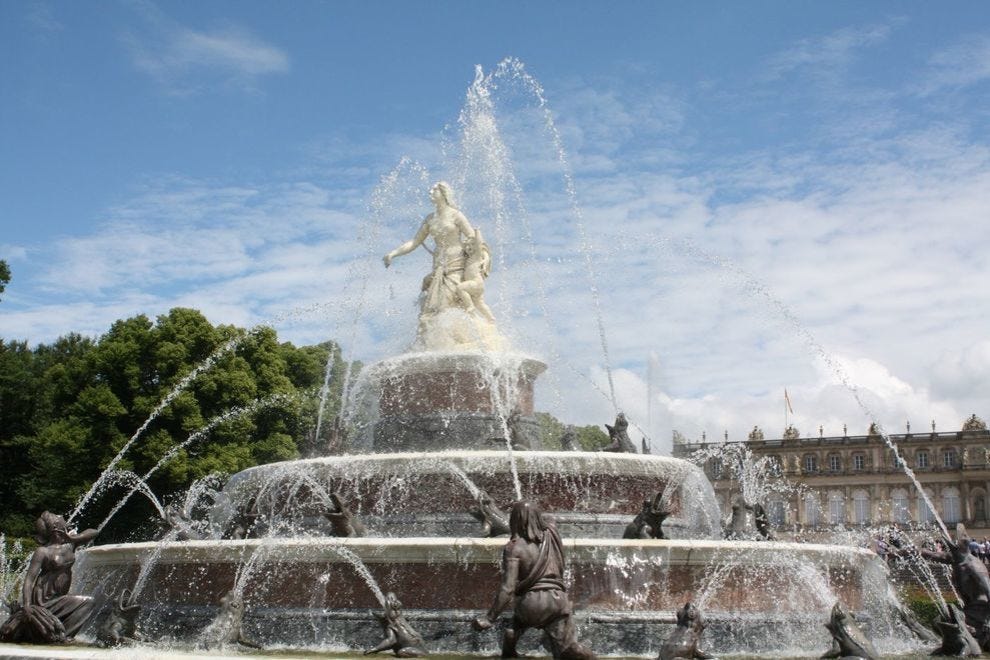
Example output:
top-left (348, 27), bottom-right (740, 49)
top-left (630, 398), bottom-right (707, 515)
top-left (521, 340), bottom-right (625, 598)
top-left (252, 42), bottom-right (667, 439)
top-left (0, 259), bottom-right (9, 300)
top-left (0, 308), bottom-right (348, 541)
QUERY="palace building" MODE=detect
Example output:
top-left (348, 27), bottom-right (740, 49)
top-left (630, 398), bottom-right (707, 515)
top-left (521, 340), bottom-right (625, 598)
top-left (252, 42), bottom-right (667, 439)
top-left (671, 414), bottom-right (990, 538)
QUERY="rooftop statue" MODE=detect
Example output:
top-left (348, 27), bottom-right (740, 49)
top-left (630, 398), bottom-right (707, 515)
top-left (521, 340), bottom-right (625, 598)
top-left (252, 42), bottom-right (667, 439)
top-left (963, 414), bottom-right (987, 432)
top-left (0, 512), bottom-right (98, 644)
top-left (383, 182), bottom-right (503, 351)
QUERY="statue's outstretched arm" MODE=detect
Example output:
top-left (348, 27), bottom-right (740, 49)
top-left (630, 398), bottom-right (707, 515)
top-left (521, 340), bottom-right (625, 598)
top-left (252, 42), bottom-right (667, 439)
top-left (70, 528), bottom-right (98, 548)
top-left (384, 220), bottom-right (430, 267)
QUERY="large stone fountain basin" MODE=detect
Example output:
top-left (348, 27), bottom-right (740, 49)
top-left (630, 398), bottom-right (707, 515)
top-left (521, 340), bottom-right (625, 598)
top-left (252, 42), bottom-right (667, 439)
top-left (74, 537), bottom-right (884, 655)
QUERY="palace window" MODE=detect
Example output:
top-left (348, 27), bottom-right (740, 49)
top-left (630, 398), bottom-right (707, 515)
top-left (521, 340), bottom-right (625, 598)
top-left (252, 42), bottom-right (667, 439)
top-left (943, 449), bottom-right (957, 469)
top-left (828, 491), bottom-right (845, 525)
top-left (853, 454), bottom-right (865, 471)
top-left (767, 455), bottom-right (782, 476)
top-left (710, 459), bottom-right (722, 480)
top-left (804, 454), bottom-right (818, 473)
top-left (891, 488), bottom-right (910, 524)
top-left (828, 455), bottom-right (841, 472)
top-left (917, 451), bottom-right (929, 469)
top-left (852, 490), bottom-right (870, 524)
top-left (943, 488), bottom-right (961, 523)
top-left (804, 494), bottom-right (820, 526)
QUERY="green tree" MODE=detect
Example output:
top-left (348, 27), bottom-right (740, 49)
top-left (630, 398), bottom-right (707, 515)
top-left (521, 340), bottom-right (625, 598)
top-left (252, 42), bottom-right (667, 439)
top-left (535, 411), bottom-right (609, 450)
top-left (0, 308), bottom-right (351, 541)
top-left (0, 259), bottom-right (9, 301)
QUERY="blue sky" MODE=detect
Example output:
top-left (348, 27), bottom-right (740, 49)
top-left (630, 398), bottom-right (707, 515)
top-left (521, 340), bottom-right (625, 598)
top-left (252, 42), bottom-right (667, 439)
top-left (2, 2), bottom-right (989, 450)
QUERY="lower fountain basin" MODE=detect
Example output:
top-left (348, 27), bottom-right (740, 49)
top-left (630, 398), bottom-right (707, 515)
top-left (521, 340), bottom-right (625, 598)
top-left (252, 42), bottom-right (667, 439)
top-left (73, 537), bottom-right (889, 656)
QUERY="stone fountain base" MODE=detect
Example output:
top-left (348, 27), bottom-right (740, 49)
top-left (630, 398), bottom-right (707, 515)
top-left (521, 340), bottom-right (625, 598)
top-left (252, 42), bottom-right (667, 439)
top-left (73, 537), bottom-right (888, 657)
top-left (362, 352), bottom-right (547, 452)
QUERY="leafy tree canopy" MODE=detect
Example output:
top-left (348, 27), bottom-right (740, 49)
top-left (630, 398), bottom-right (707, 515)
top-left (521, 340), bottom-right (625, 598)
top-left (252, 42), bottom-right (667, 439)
top-left (0, 308), bottom-right (348, 540)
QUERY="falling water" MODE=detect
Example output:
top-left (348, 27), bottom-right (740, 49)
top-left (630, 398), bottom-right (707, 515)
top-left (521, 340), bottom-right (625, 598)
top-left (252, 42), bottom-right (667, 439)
top-left (477, 353), bottom-right (525, 500)
top-left (99, 470), bottom-right (167, 521)
top-left (444, 462), bottom-right (482, 499)
top-left (97, 392), bottom-right (300, 532)
top-left (68, 329), bottom-right (257, 524)
top-left (313, 343), bottom-right (339, 447)
top-left (130, 530), bottom-right (179, 601)
top-left (0, 535), bottom-right (26, 608)
top-left (490, 57), bottom-right (618, 412)
top-left (324, 544), bottom-right (387, 607)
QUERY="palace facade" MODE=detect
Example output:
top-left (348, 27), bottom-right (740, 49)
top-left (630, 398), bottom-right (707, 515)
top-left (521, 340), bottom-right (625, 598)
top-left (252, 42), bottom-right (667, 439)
top-left (671, 415), bottom-right (990, 538)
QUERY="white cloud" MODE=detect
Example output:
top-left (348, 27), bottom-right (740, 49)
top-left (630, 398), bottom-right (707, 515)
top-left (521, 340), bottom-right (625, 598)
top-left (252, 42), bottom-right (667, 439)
top-left (917, 34), bottom-right (990, 95)
top-left (763, 22), bottom-right (899, 82)
top-left (0, 245), bottom-right (29, 261)
top-left (122, 1), bottom-right (289, 93)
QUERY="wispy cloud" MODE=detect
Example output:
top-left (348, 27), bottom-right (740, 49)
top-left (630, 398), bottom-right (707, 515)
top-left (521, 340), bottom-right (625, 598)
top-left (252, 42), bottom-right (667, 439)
top-left (763, 21), bottom-right (900, 82)
top-left (122, 1), bottom-right (289, 94)
top-left (916, 34), bottom-right (990, 95)
top-left (25, 2), bottom-right (64, 33)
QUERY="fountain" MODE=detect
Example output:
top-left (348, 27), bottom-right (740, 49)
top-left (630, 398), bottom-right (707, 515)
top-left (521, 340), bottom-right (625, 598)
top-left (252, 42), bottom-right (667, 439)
top-left (2, 61), bottom-right (936, 658)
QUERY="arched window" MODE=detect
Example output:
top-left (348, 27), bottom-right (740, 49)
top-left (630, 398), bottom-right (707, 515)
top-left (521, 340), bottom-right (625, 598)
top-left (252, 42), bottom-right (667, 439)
top-left (943, 487), bottom-right (961, 523)
top-left (804, 494), bottom-right (820, 526)
top-left (804, 454), bottom-right (818, 473)
top-left (828, 491), bottom-right (845, 525)
top-left (891, 488), bottom-right (910, 524)
top-left (852, 490), bottom-right (870, 524)
top-left (828, 454), bottom-right (841, 472)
